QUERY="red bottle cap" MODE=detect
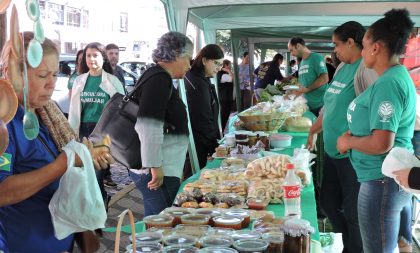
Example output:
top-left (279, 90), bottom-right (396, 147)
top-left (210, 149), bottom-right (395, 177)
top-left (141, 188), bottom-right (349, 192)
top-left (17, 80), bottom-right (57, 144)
top-left (286, 163), bottom-right (294, 170)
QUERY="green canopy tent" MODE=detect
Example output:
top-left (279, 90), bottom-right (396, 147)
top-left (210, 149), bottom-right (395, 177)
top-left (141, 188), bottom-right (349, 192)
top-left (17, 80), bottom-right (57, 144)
top-left (160, 0), bottom-right (420, 173)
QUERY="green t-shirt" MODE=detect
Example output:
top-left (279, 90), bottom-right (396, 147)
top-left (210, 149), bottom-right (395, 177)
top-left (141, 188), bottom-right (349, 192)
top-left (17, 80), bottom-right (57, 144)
top-left (298, 52), bottom-right (328, 110)
top-left (323, 58), bottom-right (362, 159)
top-left (80, 75), bottom-right (110, 123)
top-left (67, 72), bottom-right (79, 90)
top-left (347, 65), bottom-right (416, 182)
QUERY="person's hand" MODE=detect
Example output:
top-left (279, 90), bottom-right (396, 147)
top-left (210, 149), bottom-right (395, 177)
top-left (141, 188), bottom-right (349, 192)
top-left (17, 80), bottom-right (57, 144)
top-left (83, 135), bottom-right (114, 170)
top-left (336, 131), bottom-right (352, 154)
top-left (393, 168), bottom-right (412, 188)
top-left (148, 167), bottom-right (164, 190)
top-left (306, 132), bottom-right (317, 151)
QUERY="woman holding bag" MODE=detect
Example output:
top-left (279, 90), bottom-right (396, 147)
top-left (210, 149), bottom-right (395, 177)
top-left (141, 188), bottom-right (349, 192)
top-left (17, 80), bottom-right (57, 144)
top-left (129, 32), bottom-right (193, 216)
top-left (0, 32), bottom-right (112, 252)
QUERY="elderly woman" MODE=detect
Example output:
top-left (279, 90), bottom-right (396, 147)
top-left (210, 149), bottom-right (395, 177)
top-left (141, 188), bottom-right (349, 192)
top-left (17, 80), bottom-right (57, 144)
top-left (337, 9), bottom-right (415, 253)
top-left (185, 44), bottom-right (224, 169)
top-left (128, 32), bottom-right (193, 216)
top-left (0, 32), bottom-right (111, 252)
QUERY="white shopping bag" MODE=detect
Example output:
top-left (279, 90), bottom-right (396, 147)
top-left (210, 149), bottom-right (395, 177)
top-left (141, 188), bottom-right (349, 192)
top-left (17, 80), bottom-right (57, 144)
top-left (49, 140), bottom-right (107, 240)
top-left (382, 147), bottom-right (420, 195)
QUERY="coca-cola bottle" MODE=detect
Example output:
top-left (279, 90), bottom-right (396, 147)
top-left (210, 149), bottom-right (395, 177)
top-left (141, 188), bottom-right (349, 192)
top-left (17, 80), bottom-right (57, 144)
top-left (283, 163), bottom-right (301, 218)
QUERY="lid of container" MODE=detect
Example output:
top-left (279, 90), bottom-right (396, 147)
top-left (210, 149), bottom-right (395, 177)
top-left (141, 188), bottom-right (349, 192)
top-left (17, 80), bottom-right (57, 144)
top-left (164, 207), bottom-right (194, 217)
top-left (224, 209), bottom-right (250, 217)
top-left (163, 245), bottom-right (199, 253)
top-left (213, 216), bottom-right (243, 225)
top-left (262, 232), bottom-right (284, 243)
top-left (286, 163), bottom-right (294, 170)
top-left (164, 234), bottom-right (197, 246)
top-left (144, 214), bottom-right (174, 224)
top-left (147, 227), bottom-right (174, 236)
top-left (282, 218), bottom-right (314, 236)
top-left (270, 134), bottom-right (292, 140)
top-left (233, 239), bottom-right (269, 251)
top-left (130, 232), bottom-right (163, 243)
top-left (126, 243), bottom-right (163, 253)
top-left (180, 214), bottom-right (211, 223)
top-left (198, 247), bottom-right (238, 253)
top-left (231, 230), bottom-right (261, 241)
top-left (209, 227), bottom-right (235, 236)
top-left (195, 208), bottom-right (223, 217)
top-left (247, 132), bottom-right (257, 137)
top-left (200, 235), bottom-right (234, 247)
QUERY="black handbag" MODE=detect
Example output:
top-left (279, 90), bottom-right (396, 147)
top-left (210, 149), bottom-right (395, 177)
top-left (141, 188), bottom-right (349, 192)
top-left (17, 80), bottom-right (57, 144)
top-left (89, 67), bottom-right (172, 169)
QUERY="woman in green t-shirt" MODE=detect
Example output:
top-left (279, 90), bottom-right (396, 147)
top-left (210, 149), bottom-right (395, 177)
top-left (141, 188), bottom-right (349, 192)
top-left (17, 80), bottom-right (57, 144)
top-left (337, 9), bottom-right (415, 253)
top-left (307, 21), bottom-right (365, 253)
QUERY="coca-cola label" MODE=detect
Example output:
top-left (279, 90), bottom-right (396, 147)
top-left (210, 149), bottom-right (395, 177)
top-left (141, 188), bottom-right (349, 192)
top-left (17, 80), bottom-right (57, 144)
top-left (283, 185), bottom-right (301, 199)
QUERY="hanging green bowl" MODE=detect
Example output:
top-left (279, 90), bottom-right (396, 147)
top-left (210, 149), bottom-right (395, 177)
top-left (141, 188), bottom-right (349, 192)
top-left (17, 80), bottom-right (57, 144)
top-left (25, 0), bottom-right (40, 21)
top-left (34, 20), bottom-right (45, 43)
top-left (27, 39), bottom-right (43, 68)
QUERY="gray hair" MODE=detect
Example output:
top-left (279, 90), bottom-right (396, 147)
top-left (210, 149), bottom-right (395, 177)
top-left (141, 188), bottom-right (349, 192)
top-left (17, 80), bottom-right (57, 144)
top-left (152, 31), bottom-right (193, 62)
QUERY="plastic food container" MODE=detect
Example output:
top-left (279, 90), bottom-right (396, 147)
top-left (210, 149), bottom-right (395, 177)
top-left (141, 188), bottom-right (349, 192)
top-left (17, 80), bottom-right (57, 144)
top-left (194, 208), bottom-right (224, 226)
top-left (224, 209), bottom-right (251, 228)
top-left (163, 207), bottom-right (194, 225)
top-left (209, 227), bottom-right (234, 236)
top-left (269, 134), bottom-right (292, 148)
top-left (180, 214), bottom-right (211, 226)
top-left (199, 235), bottom-right (234, 248)
top-left (129, 231), bottom-right (163, 244)
top-left (144, 215), bottom-right (175, 229)
top-left (162, 245), bottom-right (199, 253)
top-left (262, 232), bottom-right (284, 253)
top-left (198, 247), bottom-right (239, 253)
top-left (147, 227), bottom-right (174, 237)
top-left (125, 243), bottom-right (163, 253)
top-left (174, 225), bottom-right (210, 238)
top-left (163, 234), bottom-right (197, 247)
top-left (233, 239), bottom-right (269, 253)
top-left (213, 216), bottom-right (244, 230)
top-left (247, 198), bottom-right (269, 210)
top-left (247, 132), bottom-right (258, 147)
top-left (231, 230), bottom-right (261, 241)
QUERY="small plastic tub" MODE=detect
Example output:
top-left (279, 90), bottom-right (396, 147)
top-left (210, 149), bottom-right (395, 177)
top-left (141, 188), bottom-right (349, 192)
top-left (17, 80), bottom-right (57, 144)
top-left (231, 230), bottom-right (261, 241)
top-left (162, 245), bottom-right (199, 253)
top-left (129, 231), bottom-right (163, 244)
top-left (209, 227), bottom-right (234, 236)
top-left (125, 243), bottom-right (163, 253)
top-left (198, 247), bottom-right (238, 253)
top-left (223, 209), bottom-right (251, 228)
top-left (199, 235), bottom-right (234, 248)
top-left (213, 216), bottom-right (244, 230)
top-left (147, 227), bottom-right (174, 237)
top-left (144, 215), bottom-right (175, 229)
top-left (194, 208), bottom-right (224, 226)
top-left (163, 207), bottom-right (194, 225)
top-left (233, 239), bottom-right (269, 253)
top-left (180, 214), bottom-right (211, 226)
top-left (262, 232), bottom-right (284, 253)
top-left (269, 134), bottom-right (292, 148)
top-left (163, 234), bottom-right (197, 247)
top-left (247, 198), bottom-right (269, 210)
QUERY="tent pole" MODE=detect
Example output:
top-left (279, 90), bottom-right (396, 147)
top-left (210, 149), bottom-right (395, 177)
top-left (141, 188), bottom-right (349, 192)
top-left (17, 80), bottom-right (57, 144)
top-left (231, 32), bottom-right (242, 113)
top-left (248, 42), bottom-right (255, 106)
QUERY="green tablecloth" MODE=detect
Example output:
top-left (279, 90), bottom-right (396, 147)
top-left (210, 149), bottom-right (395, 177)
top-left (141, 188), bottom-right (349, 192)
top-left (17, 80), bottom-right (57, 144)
top-left (105, 111), bottom-right (322, 252)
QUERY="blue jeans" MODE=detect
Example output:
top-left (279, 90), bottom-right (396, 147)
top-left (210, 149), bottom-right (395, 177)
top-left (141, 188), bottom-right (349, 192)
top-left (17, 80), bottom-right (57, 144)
top-left (358, 177), bottom-right (412, 253)
top-left (399, 200), bottom-right (413, 244)
top-left (129, 170), bottom-right (180, 216)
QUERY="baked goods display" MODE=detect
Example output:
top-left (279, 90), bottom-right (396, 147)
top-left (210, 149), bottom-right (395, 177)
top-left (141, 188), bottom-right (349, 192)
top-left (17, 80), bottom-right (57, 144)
top-left (217, 180), bottom-right (248, 196)
top-left (247, 179), bottom-right (284, 204)
top-left (245, 154), bottom-right (291, 179)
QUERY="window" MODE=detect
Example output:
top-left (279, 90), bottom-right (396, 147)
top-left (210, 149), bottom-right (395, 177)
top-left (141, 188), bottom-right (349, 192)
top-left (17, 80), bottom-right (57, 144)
top-left (66, 7), bottom-right (81, 27)
top-left (120, 12), bottom-right (128, 32)
top-left (81, 10), bottom-right (89, 28)
top-left (64, 42), bottom-right (77, 54)
top-left (39, 0), bottom-right (46, 19)
top-left (47, 2), bottom-right (64, 25)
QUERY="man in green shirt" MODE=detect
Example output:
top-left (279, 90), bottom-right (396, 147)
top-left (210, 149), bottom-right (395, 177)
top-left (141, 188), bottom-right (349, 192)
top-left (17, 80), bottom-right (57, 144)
top-left (288, 37), bottom-right (329, 116)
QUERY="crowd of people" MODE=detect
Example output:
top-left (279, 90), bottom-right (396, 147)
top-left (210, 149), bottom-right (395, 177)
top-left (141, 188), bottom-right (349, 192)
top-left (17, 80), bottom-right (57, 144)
top-left (0, 7), bottom-right (418, 253)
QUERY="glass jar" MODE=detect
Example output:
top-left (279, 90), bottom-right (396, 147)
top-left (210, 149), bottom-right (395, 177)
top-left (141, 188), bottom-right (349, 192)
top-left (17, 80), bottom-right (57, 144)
top-left (262, 232), bottom-right (284, 253)
top-left (282, 218), bottom-right (314, 253)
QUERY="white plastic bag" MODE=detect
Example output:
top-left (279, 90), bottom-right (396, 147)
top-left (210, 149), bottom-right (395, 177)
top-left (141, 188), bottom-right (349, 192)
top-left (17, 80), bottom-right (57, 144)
top-left (382, 147), bottom-right (420, 195)
top-left (49, 140), bottom-right (107, 240)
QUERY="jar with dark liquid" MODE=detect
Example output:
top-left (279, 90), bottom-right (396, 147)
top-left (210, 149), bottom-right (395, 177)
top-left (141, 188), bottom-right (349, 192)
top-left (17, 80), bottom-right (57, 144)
top-left (282, 218), bottom-right (314, 253)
